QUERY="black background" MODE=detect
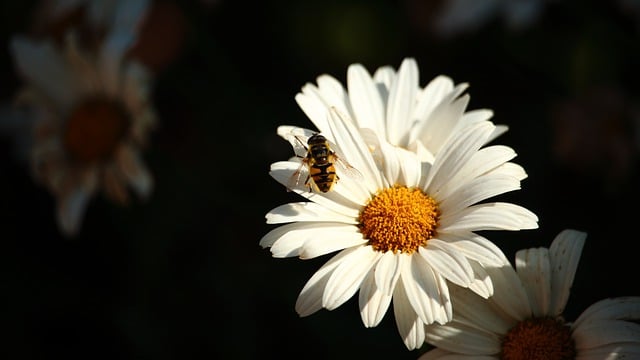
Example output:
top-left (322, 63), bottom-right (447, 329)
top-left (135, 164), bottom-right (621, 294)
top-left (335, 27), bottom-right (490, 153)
top-left (1, 0), bottom-right (639, 358)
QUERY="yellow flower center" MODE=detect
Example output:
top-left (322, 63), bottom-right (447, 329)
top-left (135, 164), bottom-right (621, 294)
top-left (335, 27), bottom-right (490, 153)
top-left (501, 317), bottom-right (576, 360)
top-left (64, 97), bottom-right (130, 164)
top-left (358, 186), bottom-right (440, 254)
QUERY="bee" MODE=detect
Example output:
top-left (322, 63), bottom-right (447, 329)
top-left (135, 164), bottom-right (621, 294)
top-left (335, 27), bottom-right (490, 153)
top-left (286, 132), bottom-right (362, 193)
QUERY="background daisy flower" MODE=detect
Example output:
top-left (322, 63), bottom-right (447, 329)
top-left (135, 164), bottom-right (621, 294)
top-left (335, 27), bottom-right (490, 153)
top-left (8, 26), bottom-right (156, 237)
top-left (30, 0), bottom-right (185, 74)
top-left (261, 107), bottom-right (538, 350)
top-left (419, 229), bottom-right (640, 359)
top-left (295, 57), bottom-right (507, 163)
top-left (429, 0), bottom-right (555, 38)
top-left (32, 0), bottom-right (150, 43)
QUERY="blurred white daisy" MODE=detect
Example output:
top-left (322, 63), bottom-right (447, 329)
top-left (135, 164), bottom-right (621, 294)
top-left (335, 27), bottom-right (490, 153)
top-left (8, 28), bottom-right (156, 237)
top-left (34, 0), bottom-right (150, 41)
top-left (419, 229), bottom-right (640, 359)
top-left (261, 107), bottom-right (538, 350)
top-left (430, 0), bottom-right (555, 38)
top-left (295, 57), bottom-right (507, 164)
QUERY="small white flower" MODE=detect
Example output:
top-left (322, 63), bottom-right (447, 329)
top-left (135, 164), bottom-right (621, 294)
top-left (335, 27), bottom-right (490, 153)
top-left (8, 25), bottom-right (156, 237)
top-left (295, 57), bottom-right (507, 163)
top-left (419, 229), bottom-right (640, 359)
top-left (261, 104), bottom-right (538, 349)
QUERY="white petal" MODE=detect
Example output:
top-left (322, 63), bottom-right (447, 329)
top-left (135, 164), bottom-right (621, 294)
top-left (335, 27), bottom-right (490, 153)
top-left (347, 63), bottom-right (386, 137)
top-left (316, 75), bottom-right (350, 116)
top-left (395, 145), bottom-right (423, 187)
top-left (433, 268), bottom-right (453, 324)
top-left (295, 247), bottom-right (358, 316)
top-left (99, 0), bottom-right (150, 94)
top-left (416, 348), bottom-right (451, 360)
top-left (300, 230), bottom-right (367, 259)
top-left (294, 76), bottom-right (353, 135)
top-left (322, 245), bottom-right (379, 310)
top-left (115, 145), bottom-right (153, 199)
top-left (386, 58), bottom-right (418, 144)
top-left (573, 297), bottom-right (640, 328)
top-left (437, 232), bottom-right (508, 267)
top-left (358, 269), bottom-right (393, 327)
top-left (424, 321), bottom-right (502, 355)
top-left (438, 173), bottom-right (522, 216)
top-left (485, 263), bottom-right (531, 321)
top-left (438, 144), bottom-right (519, 196)
top-left (411, 75), bottom-right (457, 129)
top-left (63, 33), bottom-right (100, 94)
top-left (494, 162), bottom-right (527, 181)
top-left (326, 107), bottom-right (383, 193)
top-left (10, 36), bottom-right (78, 110)
top-left (573, 319), bottom-right (640, 349)
top-left (393, 278), bottom-right (426, 350)
top-left (460, 108), bottom-right (494, 126)
top-left (265, 202), bottom-right (356, 224)
top-left (403, 254), bottom-right (438, 325)
top-left (372, 65), bottom-right (395, 90)
top-left (412, 89), bottom-right (470, 154)
top-left (359, 127), bottom-right (396, 188)
top-left (260, 222), bottom-right (296, 248)
top-left (56, 170), bottom-right (98, 237)
top-left (420, 350), bottom-right (497, 360)
top-left (420, 240), bottom-right (474, 288)
top-left (121, 61), bottom-right (153, 115)
top-left (515, 247), bottom-right (551, 317)
top-left (424, 121), bottom-right (494, 193)
top-left (99, 40), bottom-right (128, 96)
top-left (374, 251), bottom-right (402, 295)
top-left (259, 222), bottom-right (309, 256)
top-left (277, 125), bottom-right (317, 145)
top-left (467, 260), bottom-right (493, 299)
top-left (577, 342), bottom-right (640, 359)
top-left (448, 284), bottom-right (512, 335)
top-left (400, 253), bottom-right (451, 325)
top-left (439, 202), bottom-right (539, 232)
top-left (411, 140), bottom-right (436, 163)
top-left (268, 223), bottom-right (356, 258)
top-left (548, 229), bottom-right (586, 316)
top-left (269, 161), bottom-right (361, 218)
top-left (489, 124), bottom-right (509, 143)
top-left (103, 165), bottom-right (130, 204)
top-left (295, 85), bottom-right (332, 134)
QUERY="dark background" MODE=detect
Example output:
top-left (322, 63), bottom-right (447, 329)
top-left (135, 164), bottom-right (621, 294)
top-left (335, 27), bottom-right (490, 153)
top-left (0, 0), bottom-right (639, 358)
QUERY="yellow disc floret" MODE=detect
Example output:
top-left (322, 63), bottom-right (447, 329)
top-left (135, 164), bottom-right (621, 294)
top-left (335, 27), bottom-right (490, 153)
top-left (64, 97), bottom-right (130, 164)
top-left (358, 186), bottom-right (440, 254)
top-left (501, 317), bottom-right (576, 360)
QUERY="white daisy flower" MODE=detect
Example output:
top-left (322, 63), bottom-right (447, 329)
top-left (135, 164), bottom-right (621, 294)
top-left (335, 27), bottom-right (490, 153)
top-left (43, 0), bottom-right (150, 39)
top-left (431, 0), bottom-right (554, 38)
top-left (419, 229), bottom-right (640, 359)
top-left (8, 26), bottom-right (156, 237)
top-left (260, 106), bottom-right (538, 350)
top-left (294, 57), bottom-right (507, 163)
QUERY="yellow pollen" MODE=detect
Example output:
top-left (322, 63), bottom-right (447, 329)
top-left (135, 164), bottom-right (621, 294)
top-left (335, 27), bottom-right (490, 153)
top-left (501, 317), bottom-right (576, 360)
top-left (358, 186), bottom-right (439, 254)
top-left (64, 97), bottom-right (130, 164)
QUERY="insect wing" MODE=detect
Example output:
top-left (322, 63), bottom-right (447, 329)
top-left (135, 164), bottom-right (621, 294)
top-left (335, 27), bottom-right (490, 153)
top-left (334, 155), bottom-right (364, 181)
top-left (286, 158), bottom-right (310, 191)
top-left (281, 128), bottom-right (314, 158)
top-left (324, 137), bottom-right (363, 181)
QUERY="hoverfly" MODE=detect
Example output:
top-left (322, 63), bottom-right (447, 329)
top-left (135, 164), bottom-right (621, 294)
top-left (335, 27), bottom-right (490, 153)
top-left (286, 131), bottom-right (363, 193)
